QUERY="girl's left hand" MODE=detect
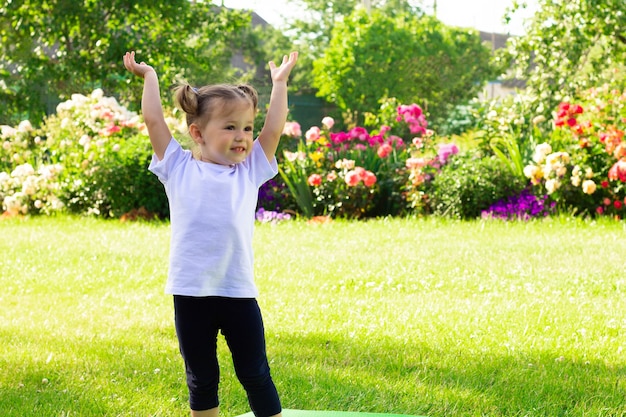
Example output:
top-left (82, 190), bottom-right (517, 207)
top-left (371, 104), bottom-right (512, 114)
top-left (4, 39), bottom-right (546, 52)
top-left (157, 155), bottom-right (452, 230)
top-left (269, 51), bottom-right (298, 83)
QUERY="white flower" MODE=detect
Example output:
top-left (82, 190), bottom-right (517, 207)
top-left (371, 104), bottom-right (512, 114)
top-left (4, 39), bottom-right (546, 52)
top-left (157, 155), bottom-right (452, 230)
top-left (11, 163), bottom-right (35, 178)
top-left (533, 143), bottom-right (552, 163)
top-left (1, 125), bottom-right (16, 138)
top-left (78, 135), bottom-right (90, 146)
top-left (523, 165), bottom-right (539, 179)
top-left (17, 120), bottom-right (33, 133)
top-left (545, 178), bottom-right (560, 194)
top-left (321, 116), bottom-right (335, 129)
top-left (91, 88), bottom-right (104, 99)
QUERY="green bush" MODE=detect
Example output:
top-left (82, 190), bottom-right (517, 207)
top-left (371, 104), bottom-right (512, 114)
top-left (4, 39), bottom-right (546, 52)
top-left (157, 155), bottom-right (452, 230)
top-left (429, 152), bottom-right (526, 219)
top-left (1, 89), bottom-right (174, 218)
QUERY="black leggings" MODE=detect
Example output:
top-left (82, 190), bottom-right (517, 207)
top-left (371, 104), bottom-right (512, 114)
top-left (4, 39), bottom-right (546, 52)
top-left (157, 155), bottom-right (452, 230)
top-left (173, 296), bottom-right (281, 416)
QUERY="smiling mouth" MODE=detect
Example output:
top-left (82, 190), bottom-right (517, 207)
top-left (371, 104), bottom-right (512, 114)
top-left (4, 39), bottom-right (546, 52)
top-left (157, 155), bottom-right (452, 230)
top-left (232, 146), bottom-right (246, 153)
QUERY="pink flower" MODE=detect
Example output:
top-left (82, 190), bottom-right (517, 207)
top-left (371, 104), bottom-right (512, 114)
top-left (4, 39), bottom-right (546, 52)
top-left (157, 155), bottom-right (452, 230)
top-left (307, 174), bottom-right (322, 187)
top-left (345, 170), bottom-right (361, 186)
top-left (397, 103), bottom-right (428, 134)
top-left (349, 127), bottom-right (369, 141)
top-left (305, 126), bottom-right (321, 142)
top-left (326, 171), bottom-right (337, 182)
top-left (412, 137), bottom-right (424, 149)
top-left (321, 117), bottom-right (335, 129)
top-left (102, 124), bottom-right (121, 136)
top-left (377, 143), bottom-right (393, 158)
top-left (379, 125), bottom-right (391, 135)
top-left (608, 159), bottom-right (626, 182)
top-left (368, 135), bottom-right (384, 147)
top-left (406, 157), bottom-right (427, 169)
top-left (330, 132), bottom-right (349, 144)
top-left (282, 121), bottom-right (302, 138)
top-left (362, 171), bottom-right (377, 187)
top-left (437, 143), bottom-right (459, 164)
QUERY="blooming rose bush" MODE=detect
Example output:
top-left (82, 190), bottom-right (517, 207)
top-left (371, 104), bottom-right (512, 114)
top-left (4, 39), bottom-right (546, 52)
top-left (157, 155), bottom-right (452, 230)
top-left (273, 99), bottom-right (455, 218)
top-left (523, 84), bottom-right (626, 217)
top-left (1, 89), bottom-right (173, 217)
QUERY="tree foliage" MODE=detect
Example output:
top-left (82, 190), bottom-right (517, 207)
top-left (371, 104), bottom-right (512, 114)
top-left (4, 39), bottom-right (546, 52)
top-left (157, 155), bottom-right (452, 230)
top-left (286, 0), bottom-right (423, 92)
top-left (0, 1), bottom-right (251, 125)
top-left (312, 8), bottom-right (496, 126)
top-left (500, 0), bottom-right (626, 114)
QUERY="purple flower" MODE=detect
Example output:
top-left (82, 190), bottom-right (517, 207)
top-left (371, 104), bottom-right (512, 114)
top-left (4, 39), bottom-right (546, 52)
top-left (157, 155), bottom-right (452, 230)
top-left (255, 208), bottom-right (292, 224)
top-left (482, 189), bottom-right (555, 220)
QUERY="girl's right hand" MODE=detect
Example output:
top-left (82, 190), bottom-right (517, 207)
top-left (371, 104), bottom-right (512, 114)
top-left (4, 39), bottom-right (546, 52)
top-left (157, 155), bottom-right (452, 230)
top-left (123, 51), bottom-right (155, 78)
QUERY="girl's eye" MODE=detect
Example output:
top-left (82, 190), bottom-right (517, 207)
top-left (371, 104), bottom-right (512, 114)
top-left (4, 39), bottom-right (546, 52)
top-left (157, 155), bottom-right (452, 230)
top-left (245, 126), bottom-right (253, 132)
top-left (225, 125), bottom-right (235, 130)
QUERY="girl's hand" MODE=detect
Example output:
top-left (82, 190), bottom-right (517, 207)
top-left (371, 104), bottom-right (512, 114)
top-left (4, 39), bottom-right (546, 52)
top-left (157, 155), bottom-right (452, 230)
top-left (269, 51), bottom-right (298, 84)
top-left (123, 51), bottom-right (155, 78)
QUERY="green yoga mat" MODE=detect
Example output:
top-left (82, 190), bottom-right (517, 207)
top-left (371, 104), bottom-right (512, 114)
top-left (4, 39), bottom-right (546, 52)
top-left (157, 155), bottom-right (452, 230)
top-left (236, 409), bottom-right (426, 417)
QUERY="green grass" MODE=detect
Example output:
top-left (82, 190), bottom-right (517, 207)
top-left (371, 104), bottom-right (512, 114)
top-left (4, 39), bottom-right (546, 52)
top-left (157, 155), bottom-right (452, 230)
top-left (1, 215), bottom-right (625, 417)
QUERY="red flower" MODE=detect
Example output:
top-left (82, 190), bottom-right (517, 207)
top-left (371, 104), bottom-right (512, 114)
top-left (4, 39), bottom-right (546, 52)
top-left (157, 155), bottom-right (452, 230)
top-left (555, 102), bottom-right (584, 129)
top-left (601, 180), bottom-right (609, 188)
top-left (307, 174), bottom-right (322, 187)
top-left (614, 200), bottom-right (623, 210)
top-left (362, 171), bottom-right (377, 187)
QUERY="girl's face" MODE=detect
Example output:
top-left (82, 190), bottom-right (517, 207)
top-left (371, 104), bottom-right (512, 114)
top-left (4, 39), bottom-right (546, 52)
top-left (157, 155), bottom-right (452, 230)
top-left (191, 99), bottom-right (255, 166)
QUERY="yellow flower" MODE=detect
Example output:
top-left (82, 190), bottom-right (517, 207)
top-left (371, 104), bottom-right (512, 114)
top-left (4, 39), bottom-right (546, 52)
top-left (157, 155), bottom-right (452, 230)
top-left (310, 151), bottom-right (324, 167)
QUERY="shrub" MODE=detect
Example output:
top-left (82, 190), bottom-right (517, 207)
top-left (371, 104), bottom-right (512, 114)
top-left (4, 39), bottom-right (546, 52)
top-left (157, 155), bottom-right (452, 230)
top-left (428, 152), bottom-right (527, 219)
top-left (1, 89), bottom-right (173, 218)
top-left (522, 84), bottom-right (626, 217)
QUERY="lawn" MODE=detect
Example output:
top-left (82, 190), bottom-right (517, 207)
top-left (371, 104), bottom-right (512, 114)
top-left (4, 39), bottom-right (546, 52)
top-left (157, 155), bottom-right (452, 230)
top-left (1, 216), bottom-right (625, 416)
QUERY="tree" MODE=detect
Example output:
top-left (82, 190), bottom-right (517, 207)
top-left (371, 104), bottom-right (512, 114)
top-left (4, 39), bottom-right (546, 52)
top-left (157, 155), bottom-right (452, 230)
top-left (499, 0), bottom-right (626, 114)
top-left (312, 8), bottom-right (496, 127)
top-left (285, 0), bottom-right (421, 92)
top-left (0, 1), bottom-right (250, 125)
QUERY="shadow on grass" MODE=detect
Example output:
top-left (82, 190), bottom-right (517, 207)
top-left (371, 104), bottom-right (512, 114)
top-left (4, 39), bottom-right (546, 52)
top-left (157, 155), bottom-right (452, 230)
top-left (0, 325), bottom-right (188, 417)
top-left (270, 332), bottom-right (626, 416)
top-left (3, 327), bottom-right (624, 416)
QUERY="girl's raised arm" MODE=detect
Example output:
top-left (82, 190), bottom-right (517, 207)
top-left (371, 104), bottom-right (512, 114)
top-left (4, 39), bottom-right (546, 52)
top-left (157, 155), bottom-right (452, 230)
top-left (123, 51), bottom-right (171, 160)
top-left (257, 51), bottom-right (298, 162)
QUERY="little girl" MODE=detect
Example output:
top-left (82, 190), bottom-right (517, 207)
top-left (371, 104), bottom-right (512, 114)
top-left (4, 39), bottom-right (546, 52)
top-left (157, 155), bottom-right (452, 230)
top-left (123, 50), bottom-right (298, 417)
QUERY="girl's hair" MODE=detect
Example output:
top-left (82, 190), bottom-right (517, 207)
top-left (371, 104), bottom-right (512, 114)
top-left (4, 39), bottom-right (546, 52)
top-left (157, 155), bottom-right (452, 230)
top-left (173, 83), bottom-right (259, 129)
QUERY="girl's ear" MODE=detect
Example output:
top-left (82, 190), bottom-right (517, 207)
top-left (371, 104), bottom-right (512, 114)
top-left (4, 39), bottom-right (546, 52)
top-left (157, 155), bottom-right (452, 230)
top-left (189, 123), bottom-right (204, 145)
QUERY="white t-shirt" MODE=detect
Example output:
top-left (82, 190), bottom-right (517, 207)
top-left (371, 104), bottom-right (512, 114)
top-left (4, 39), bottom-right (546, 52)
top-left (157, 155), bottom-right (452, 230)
top-left (149, 138), bottom-right (278, 297)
